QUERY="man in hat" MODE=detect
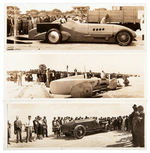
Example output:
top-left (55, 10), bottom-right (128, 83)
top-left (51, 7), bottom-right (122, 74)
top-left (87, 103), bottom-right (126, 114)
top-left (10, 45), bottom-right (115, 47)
top-left (33, 116), bottom-right (39, 140)
top-left (7, 121), bottom-right (11, 144)
top-left (137, 105), bottom-right (145, 147)
top-left (100, 14), bottom-right (109, 24)
top-left (42, 116), bottom-right (48, 137)
top-left (14, 116), bottom-right (23, 143)
top-left (129, 104), bottom-right (138, 146)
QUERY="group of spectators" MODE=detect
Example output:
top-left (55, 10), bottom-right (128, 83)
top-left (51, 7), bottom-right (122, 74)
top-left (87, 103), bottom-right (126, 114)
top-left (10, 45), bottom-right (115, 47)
top-left (8, 104), bottom-right (144, 147)
top-left (7, 13), bottom-right (87, 37)
top-left (7, 14), bottom-right (59, 36)
top-left (8, 115), bottom-right (48, 144)
top-left (7, 68), bottom-right (130, 91)
top-left (52, 104), bottom-right (144, 147)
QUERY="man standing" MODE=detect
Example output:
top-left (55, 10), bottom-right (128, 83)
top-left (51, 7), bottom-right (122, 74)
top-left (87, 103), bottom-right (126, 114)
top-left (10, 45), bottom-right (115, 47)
top-left (42, 116), bottom-right (48, 137)
top-left (125, 116), bottom-right (129, 131)
top-left (46, 68), bottom-right (51, 87)
top-left (129, 104), bottom-right (138, 146)
top-left (25, 116), bottom-right (33, 143)
top-left (33, 117), bottom-right (39, 140)
top-left (17, 72), bottom-right (23, 86)
top-left (100, 14), bottom-right (109, 24)
top-left (52, 117), bottom-right (57, 135)
top-left (7, 121), bottom-right (11, 144)
top-left (14, 116), bottom-right (22, 143)
top-left (137, 105), bottom-right (145, 147)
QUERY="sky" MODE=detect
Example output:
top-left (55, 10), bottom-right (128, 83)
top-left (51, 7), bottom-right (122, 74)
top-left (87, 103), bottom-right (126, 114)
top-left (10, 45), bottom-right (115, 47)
top-left (5, 53), bottom-right (145, 75)
top-left (7, 101), bottom-right (145, 126)
top-left (8, 4), bottom-right (113, 13)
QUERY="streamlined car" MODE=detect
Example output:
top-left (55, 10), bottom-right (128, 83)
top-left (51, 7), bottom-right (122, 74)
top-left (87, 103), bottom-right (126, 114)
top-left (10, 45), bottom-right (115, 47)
top-left (49, 75), bottom-right (118, 98)
top-left (29, 20), bottom-right (136, 46)
top-left (61, 119), bottom-right (107, 139)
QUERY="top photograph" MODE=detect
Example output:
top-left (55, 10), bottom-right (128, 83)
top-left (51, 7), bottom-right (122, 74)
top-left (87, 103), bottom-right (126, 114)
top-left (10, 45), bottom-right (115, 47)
top-left (6, 4), bottom-right (145, 50)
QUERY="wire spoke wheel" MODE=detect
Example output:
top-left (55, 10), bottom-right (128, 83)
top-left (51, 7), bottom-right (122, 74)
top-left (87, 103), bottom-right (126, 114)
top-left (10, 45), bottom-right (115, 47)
top-left (74, 125), bottom-right (86, 139)
top-left (116, 31), bottom-right (132, 46)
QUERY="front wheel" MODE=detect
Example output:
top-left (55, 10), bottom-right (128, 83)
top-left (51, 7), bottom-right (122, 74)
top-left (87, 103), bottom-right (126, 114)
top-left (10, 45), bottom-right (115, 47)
top-left (47, 29), bottom-right (61, 44)
top-left (116, 31), bottom-right (132, 46)
top-left (73, 125), bottom-right (86, 139)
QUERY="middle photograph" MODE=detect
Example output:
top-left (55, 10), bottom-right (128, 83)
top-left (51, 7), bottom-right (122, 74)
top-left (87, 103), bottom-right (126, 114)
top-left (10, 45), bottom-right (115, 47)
top-left (5, 53), bottom-right (145, 99)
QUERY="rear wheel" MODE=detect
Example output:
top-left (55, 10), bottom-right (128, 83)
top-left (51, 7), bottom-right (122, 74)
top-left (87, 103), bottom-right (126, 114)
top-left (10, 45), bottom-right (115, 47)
top-left (47, 29), bottom-right (61, 44)
top-left (73, 125), bottom-right (86, 139)
top-left (116, 31), bottom-right (132, 46)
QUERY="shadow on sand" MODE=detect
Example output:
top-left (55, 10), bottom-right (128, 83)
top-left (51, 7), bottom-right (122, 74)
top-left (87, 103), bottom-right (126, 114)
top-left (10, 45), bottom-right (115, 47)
top-left (106, 135), bottom-right (133, 147)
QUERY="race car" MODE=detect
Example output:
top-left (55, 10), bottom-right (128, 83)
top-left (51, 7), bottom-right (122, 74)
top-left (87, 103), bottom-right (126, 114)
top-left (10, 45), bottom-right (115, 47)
top-left (49, 75), bottom-right (118, 98)
top-left (61, 118), bottom-right (107, 139)
top-left (29, 19), bottom-right (136, 46)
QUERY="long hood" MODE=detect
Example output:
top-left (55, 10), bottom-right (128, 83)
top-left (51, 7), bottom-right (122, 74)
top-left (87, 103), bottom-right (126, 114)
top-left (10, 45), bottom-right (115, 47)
top-left (50, 76), bottom-right (100, 95)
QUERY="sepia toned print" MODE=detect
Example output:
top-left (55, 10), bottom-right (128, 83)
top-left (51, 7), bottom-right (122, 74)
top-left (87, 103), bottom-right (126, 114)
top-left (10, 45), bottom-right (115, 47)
top-left (5, 53), bottom-right (145, 99)
top-left (6, 102), bottom-right (145, 148)
top-left (6, 4), bottom-right (144, 50)
top-left (4, 2), bottom-right (147, 151)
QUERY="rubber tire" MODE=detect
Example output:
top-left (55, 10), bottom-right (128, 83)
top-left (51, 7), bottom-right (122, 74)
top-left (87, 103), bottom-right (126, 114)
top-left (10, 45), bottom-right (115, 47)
top-left (65, 133), bottom-right (71, 137)
top-left (73, 125), bottom-right (86, 139)
top-left (47, 29), bottom-right (61, 44)
top-left (116, 30), bottom-right (132, 46)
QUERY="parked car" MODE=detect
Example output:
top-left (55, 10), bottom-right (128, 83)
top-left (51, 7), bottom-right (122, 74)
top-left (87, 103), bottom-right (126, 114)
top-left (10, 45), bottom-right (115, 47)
top-left (61, 119), bottom-right (107, 139)
top-left (29, 20), bottom-right (136, 46)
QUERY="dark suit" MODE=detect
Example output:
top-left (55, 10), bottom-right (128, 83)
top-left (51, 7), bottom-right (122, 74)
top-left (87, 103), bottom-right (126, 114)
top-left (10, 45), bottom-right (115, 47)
top-left (42, 119), bottom-right (48, 137)
top-left (14, 120), bottom-right (22, 143)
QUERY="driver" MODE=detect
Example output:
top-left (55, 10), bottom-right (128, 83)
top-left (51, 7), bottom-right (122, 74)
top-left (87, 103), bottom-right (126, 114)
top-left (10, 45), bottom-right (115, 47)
top-left (100, 14), bottom-right (109, 24)
top-left (59, 15), bottom-right (67, 24)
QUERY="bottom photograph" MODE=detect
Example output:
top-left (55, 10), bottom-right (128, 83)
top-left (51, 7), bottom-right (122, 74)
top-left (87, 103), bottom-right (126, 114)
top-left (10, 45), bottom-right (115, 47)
top-left (6, 101), bottom-right (145, 149)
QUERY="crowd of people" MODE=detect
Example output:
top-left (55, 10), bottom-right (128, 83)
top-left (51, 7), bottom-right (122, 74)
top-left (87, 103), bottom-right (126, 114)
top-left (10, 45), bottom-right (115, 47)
top-left (7, 104), bottom-right (144, 147)
top-left (7, 68), bottom-right (130, 90)
top-left (7, 14), bottom-right (59, 36)
top-left (7, 13), bottom-right (87, 37)
top-left (8, 115), bottom-right (48, 144)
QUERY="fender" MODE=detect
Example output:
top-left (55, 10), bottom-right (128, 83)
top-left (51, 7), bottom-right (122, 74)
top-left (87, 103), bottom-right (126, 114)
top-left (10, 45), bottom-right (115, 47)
top-left (28, 28), bottom-right (37, 40)
top-left (29, 28), bottom-right (46, 40)
top-left (34, 32), bottom-right (47, 40)
top-left (61, 31), bottom-right (71, 41)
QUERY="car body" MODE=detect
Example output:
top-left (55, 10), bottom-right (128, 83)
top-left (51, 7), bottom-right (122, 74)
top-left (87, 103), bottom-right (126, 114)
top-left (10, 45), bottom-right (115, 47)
top-left (49, 75), bottom-right (119, 98)
top-left (29, 19), bottom-right (136, 46)
top-left (61, 118), bottom-right (107, 139)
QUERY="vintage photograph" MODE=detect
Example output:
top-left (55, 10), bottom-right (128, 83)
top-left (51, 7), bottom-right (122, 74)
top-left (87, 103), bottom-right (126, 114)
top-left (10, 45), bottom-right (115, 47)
top-left (6, 102), bottom-right (145, 148)
top-left (6, 4), bottom-right (145, 50)
top-left (5, 53), bottom-right (145, 99)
